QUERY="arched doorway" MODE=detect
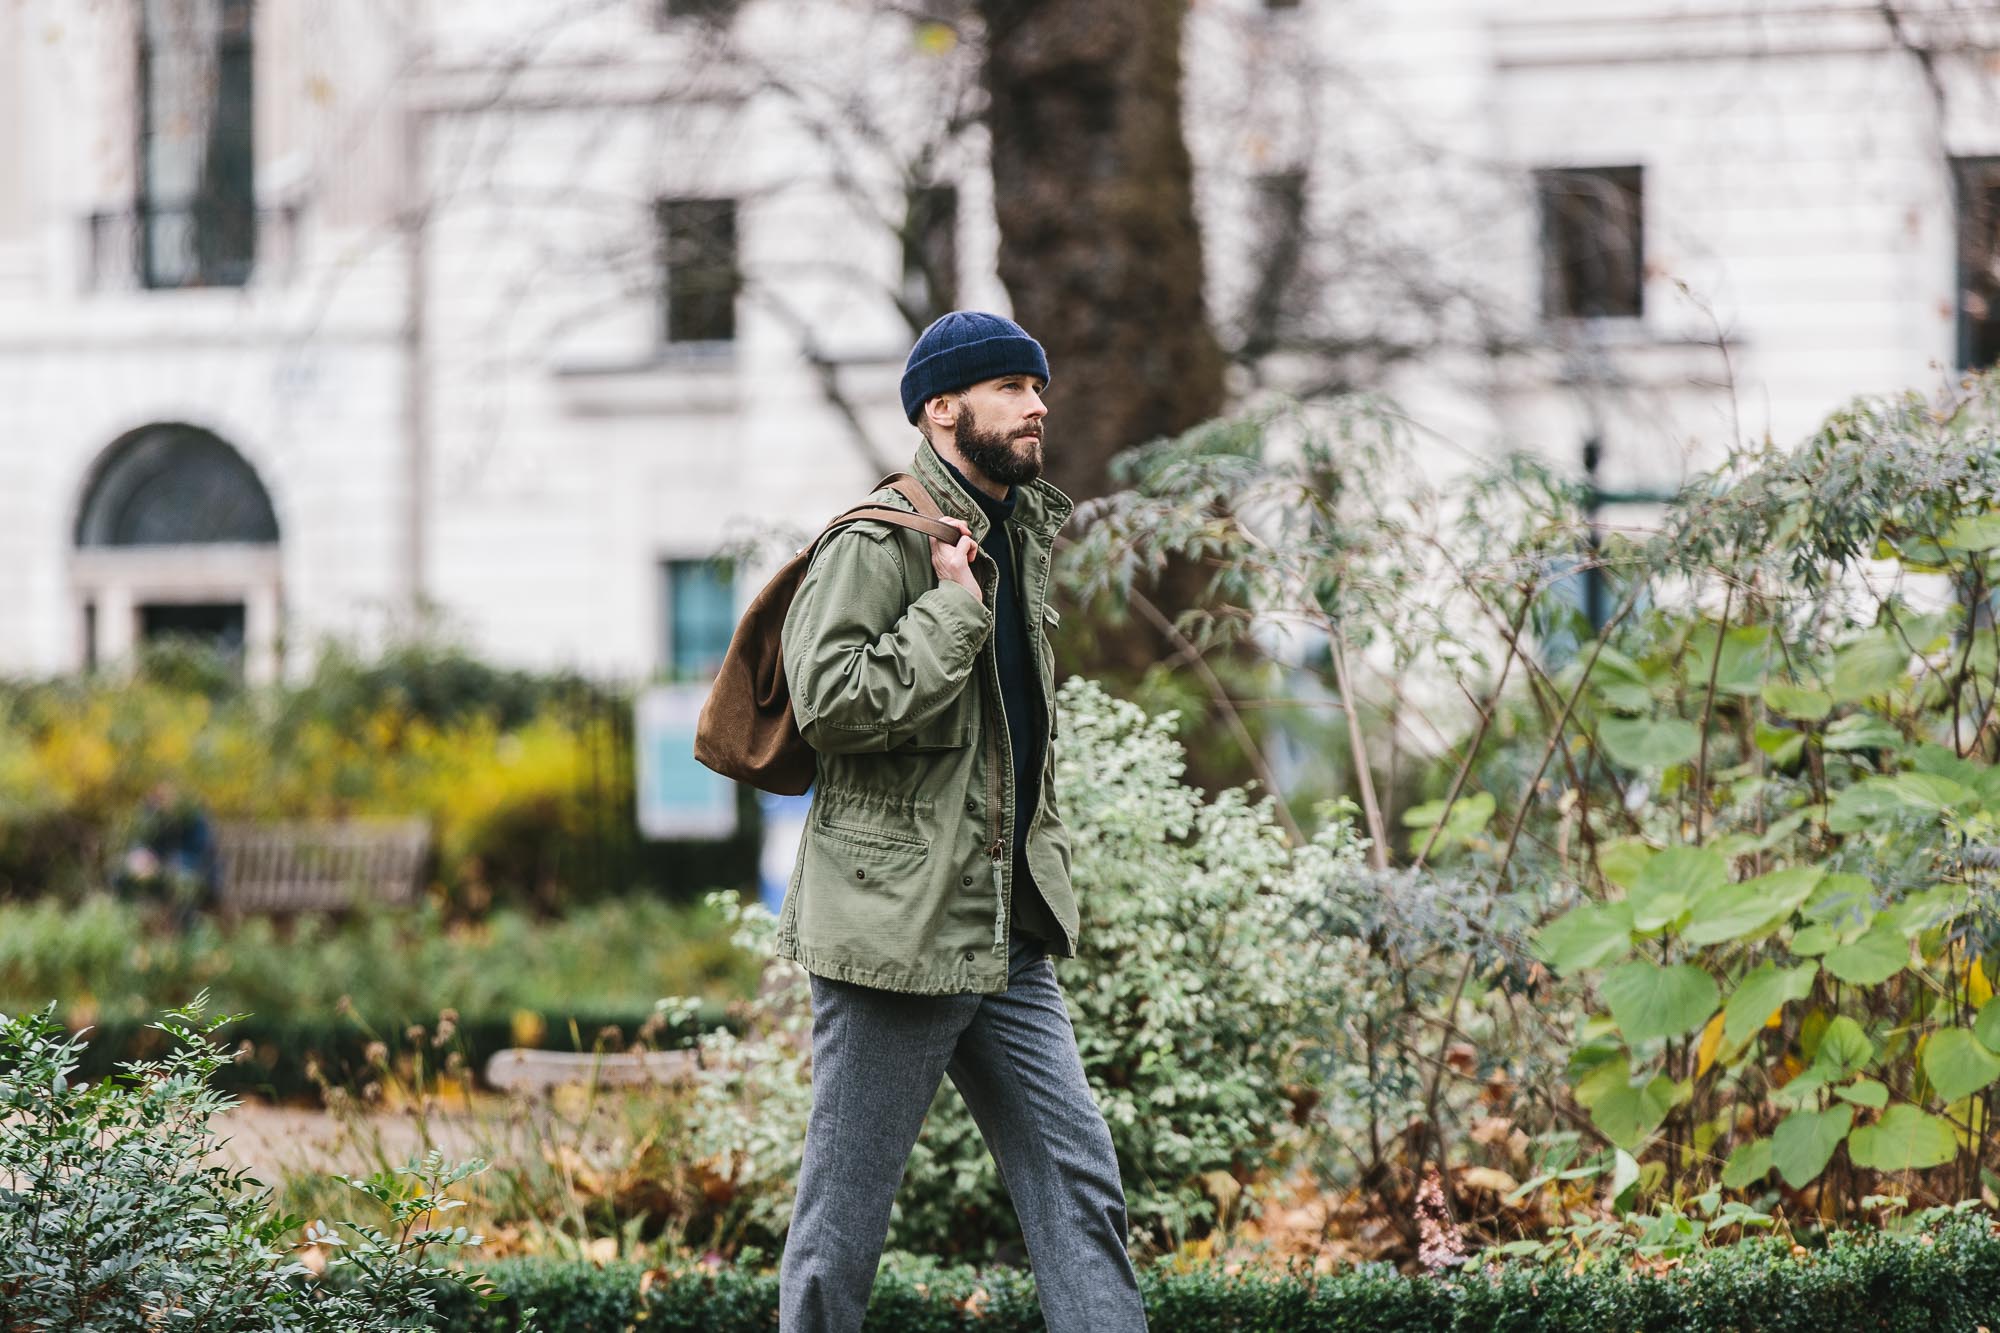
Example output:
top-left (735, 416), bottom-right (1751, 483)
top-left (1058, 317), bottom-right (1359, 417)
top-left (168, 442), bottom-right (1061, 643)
top-left (71, 423), bottom-right (283, 680)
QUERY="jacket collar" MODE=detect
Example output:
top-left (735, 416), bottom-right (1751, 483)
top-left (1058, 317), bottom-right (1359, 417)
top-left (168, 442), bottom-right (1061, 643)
top-left (910, 437), bottom-right (1073, 543)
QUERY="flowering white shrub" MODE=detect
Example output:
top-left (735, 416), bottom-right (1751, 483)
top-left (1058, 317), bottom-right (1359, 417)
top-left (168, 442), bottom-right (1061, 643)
top-left (672, 676), bottom-right (1360, 1257)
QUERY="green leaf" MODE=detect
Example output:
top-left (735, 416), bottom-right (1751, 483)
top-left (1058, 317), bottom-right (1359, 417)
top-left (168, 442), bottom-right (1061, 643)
top-left (1882, 883), bottom-right (1967, 937)
top-left (1588, 647), bottom-right (1658, 714)
top-left (1724, 962), bottom-right (1818, 1046)
top-left (1790, 924), bottom-right (1840, 957)
top-left (1754, 723), bottom-right (1806, 766)
top-left (1688, 625), bottom-right (1776, 697)
top-left (1601, 961), bottom-right (1721, 1043)
top-left (1813, 1015), bottom-right (1872, 1078)
top-left (1924, 1029), bottom-right (2000, 1103)
top-left (1821, 713), bottom-right (1903, 752)
top-left (1803, 873), bottom-right (1876, 926)
top-left (1629, 846), bottom-right (1728, 932)
top-left (1535, 901), bottom-right (1638, 973)
top-left (1829, 634), bottom-right (1910, 703)
top-left (1608, 1148), bottom-right (1641, 1210)
top-left (1401, 790), bottom-right (1496, 853)
top-left (1762, 683), bottom-right (1832, 722)
top-left (1684, 867), bottom-right (1824, 946)
top-left (1599, 716), bottom-right (1702, 772)
top-left (1585, 1070), bottom-right (1677, 1151)
top-left (1827, 778), bottom-right (1941, 833)
top-left (1770, 1105), bottom-right (1853, 1189)
top-left (1974, 998), bottom-right (2000, 1055)
top-left (1596, 838), bottom-right (1655, 891)
top-left (1887, 771), bottom-right (1978, 811)
top-left (1847, 1105), bottom-right (1959, 1172)
top-left (1943, 511), bottom-right (2000, 552)
top-left (1721, 1137), bottom-right (1773, 1190)
top-left (1835, 1078), bottom-right (1889, 1110)
top-left (1912, 743), bottom-right (1984, 786)
top-left (1823, 927), bottom-right (1908, 987)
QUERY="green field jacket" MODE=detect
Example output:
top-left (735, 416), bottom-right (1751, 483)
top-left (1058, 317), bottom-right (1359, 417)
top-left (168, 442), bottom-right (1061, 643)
top-left (775, 441), bottom-right (1078, 995)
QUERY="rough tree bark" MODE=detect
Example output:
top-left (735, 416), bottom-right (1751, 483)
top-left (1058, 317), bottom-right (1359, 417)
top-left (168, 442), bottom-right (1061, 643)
top-left (975, 0), bottom-right (1228, 686)
top-left (976, 0), bottom-right (1225, 505)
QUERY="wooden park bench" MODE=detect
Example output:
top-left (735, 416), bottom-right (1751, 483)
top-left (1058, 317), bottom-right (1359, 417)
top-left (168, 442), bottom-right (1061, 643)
top-left (483, 1047), bottom-right (699, 1093)
top-left (213, 818), bottom-right (431, 913)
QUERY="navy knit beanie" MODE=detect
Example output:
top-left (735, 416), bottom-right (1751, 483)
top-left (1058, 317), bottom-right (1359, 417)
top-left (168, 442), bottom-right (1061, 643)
top-left (899, 311), bottom-right (1050, 423)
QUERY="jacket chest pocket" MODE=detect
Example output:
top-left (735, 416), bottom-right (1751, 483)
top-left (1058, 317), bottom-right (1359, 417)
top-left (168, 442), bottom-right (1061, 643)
top-left (900, 685), bottom-right (977, 751)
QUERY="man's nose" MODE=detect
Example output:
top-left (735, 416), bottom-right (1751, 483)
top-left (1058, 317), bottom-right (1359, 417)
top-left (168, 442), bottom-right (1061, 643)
top-left (1025, 390), bottom-right (1047, 419)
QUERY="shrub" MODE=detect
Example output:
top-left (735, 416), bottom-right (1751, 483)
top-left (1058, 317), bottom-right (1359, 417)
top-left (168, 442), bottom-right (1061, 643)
top-left (664, 677), bottom-right (1350, 1260)
top-left (0, 640), bottom-right (637, 911)
top-left (424, 1216), bottom-right (2000, 1331)
top-left (0, 996), bottom-right (527, 1330)
top-left (0, 894), bottom-right (754, 1098)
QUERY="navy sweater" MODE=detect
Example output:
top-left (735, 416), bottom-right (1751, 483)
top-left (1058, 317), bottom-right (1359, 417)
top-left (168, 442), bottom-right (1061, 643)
top-left (944, 459), bottom-right (1059, 947)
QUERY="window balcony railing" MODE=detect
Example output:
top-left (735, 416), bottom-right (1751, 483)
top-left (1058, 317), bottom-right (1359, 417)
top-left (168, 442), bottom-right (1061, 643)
top-left (82, 203), bottom-right (301, 293)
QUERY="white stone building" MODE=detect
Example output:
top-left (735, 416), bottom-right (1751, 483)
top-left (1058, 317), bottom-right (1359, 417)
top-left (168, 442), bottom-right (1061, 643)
top-left (1, 0), bottom-right (1996, 684)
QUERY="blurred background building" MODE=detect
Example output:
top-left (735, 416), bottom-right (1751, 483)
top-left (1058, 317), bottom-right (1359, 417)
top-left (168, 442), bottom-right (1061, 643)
top-left (1, 0), bottom-right (1996, 684)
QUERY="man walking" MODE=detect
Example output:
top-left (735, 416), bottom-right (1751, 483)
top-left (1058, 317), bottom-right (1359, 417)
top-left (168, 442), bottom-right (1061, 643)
top-left (775, 311), bottom-right (1148, 1332)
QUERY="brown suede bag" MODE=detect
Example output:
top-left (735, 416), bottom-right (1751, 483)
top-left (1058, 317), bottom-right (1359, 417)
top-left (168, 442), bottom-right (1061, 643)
top-left (694, 474), bottom-right (958, 795)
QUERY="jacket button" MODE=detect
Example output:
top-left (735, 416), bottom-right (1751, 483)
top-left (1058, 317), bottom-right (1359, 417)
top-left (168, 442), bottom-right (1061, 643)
top-left (961, 875), bottom-right (973, 887)
top-left (855, 869), bottom-right (866, 880)
top-left (963, 950), bottom-right (976, 962)
top-left (965, 798), bottom-right (977, 813)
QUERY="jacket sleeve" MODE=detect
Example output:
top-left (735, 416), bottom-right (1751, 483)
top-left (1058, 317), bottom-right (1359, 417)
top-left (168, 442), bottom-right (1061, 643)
top-left (781, 525), bottom-right (990, 754)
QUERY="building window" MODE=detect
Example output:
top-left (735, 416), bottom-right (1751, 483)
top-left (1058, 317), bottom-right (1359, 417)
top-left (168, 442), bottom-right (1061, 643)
top-left (655, 0), bottom-right (742, 25)
top-left (1536, 165), bottom-right (1644, 320)
top-left (1240, 170), bottom-right (1309, 357)
top-left (900, 184), bottom-right (958, 329)
top-left (663, 558), bottom-right (735, 679)
top-left (658, 198), bottom-right (739, 344)
top-left (1955, 157), bottom-right (2000, 370)
top-left (138, 0), bottom-right (256, 290)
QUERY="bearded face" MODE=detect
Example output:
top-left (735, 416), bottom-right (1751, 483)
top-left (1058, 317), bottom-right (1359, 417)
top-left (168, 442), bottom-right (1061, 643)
top-left (953, 399), bottom-right (1044, 486)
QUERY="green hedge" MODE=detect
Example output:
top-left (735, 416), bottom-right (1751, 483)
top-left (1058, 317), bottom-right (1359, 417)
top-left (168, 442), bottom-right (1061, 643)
top-left (407, 1220), bottom-right (2000, 1331)
top-left (62, 1004), bottom-right (733, 1101)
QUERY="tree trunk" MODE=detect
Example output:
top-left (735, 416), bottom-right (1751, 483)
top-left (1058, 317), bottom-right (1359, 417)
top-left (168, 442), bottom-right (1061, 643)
top-left (976, 0), bottom-right (1229, 697)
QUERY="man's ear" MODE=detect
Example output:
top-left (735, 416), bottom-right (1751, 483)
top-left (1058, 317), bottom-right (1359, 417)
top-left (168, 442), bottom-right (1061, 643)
top-left (923, 393), bottom-right (959, 437)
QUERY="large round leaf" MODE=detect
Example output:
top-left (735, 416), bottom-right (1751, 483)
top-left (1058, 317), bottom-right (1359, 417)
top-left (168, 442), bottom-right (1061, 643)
top-left (1588, 647), bottom-right (1658, 714)
top-left (1584, 1070), bottom-right (1677, 1151)
top-left (1923, 1028), bottom-right (2000, 1104)
top-left (1812, 1015), bottom-right (1873, 1078)
top-left (1822, 927), bottom-right (1908, 987)
top-left (1684, 867), bottom-right (1823, 946)
top-left (1599, 716), bottom-right (1701, 771)
top-left (1534, 901), bottom-right (1637, 973)
top-left (1847, 1105), bottom-right (1959, 1172)
top-left (1974, 998), bottom-right (2000, 1055)
top-left (1629, 846), bottom-right (1728, 932)
top-left (1724, 962), bottom-right (1818, 1046)
top-left (1601, 961), bottom-right (1721, 1043)
top-left (1829, 634), bottom-right (1910, 703)
top-left (1688, 625), bottom-right (1776, 697)
top-left (1762, 682), bottom-right (1831, 722)
top-left (1771, 1105), bottom-right (1853, 1189)
top-left (1721, 1137), bottom-right (1773, 1189)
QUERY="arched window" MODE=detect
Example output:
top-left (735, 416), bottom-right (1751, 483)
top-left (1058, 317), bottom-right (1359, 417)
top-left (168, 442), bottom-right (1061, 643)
top-left (75, 424), bottom-right (278, 547)
top-left (70, 423), bottom-right (283, 680)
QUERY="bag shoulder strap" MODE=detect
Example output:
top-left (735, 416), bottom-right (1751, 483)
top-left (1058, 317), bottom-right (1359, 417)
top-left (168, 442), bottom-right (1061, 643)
top-left (804, 472), bottom-right (958, 549)
top-left (869, 470), bottom-right (948, 522)
top-left (810, 505), bottom-right (960, 554)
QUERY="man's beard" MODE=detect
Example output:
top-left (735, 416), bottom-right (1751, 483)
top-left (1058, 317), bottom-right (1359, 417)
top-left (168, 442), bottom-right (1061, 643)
top-left (954, 402), bottom-right (1044, 486)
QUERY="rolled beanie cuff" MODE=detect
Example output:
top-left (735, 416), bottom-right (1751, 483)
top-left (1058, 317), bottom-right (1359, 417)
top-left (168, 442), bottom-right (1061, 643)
top-left (900, 333), bottom-right (1050, 422)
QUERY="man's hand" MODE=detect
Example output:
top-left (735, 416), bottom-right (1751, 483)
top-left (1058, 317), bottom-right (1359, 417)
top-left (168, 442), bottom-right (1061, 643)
top-left (930, 518), bottom-right (984, 606)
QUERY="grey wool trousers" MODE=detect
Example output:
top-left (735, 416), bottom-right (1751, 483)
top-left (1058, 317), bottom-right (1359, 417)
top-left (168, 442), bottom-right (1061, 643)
top-left (778, 929), bottom-right (1149, 1332)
